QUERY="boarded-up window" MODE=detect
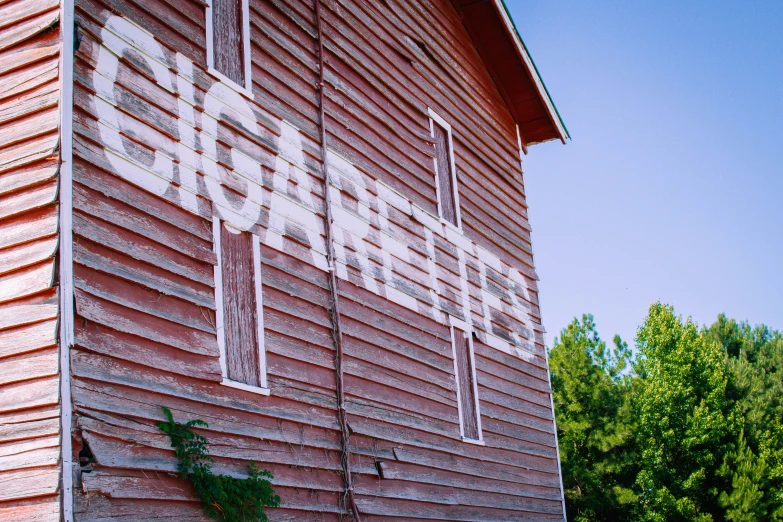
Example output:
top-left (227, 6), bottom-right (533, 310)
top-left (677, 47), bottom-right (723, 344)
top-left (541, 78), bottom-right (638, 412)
top-left (208, 0), bottom-right (250, 88)
top-left (452, 326), bottom-right (481, 441)
top-left (214, 219), bottom-right (267, 391)
top-left (429, 110), bottom-right (460, 227)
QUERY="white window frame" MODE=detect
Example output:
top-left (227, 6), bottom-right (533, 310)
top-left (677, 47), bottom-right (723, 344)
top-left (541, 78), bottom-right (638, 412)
top-left (213, 217), bottom-right (269, 395)
top-left (427, 107), bottom-right (462, 232)
top-left (206, 0), bottom-right (253, 93)
top-left (449, 316), bottom-right (484, 444)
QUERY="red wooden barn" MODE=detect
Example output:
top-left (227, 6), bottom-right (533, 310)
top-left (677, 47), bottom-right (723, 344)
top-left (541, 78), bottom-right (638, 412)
top-left (0, 0), bottom-right (570, 519)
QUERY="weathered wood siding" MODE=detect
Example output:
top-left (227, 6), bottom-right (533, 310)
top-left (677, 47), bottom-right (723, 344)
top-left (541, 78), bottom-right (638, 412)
top-left (0, 0), bottom-right (62, 520)
top-left (68, 0), bottom-right (564, 520)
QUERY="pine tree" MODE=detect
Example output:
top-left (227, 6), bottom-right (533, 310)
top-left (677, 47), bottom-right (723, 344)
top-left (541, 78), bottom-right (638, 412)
top-left (709, 316), bottom-right (783, 520)
top-left (549, 315), bottom-right (636, 521)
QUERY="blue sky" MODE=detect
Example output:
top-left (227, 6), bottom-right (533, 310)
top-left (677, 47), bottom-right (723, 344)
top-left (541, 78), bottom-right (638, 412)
top-left (508, 1), bottom-right (783, 346)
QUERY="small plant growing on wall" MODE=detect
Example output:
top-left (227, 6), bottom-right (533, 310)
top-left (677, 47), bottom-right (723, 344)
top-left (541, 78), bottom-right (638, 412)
top-left (158, 407), bottom-right (280, 521)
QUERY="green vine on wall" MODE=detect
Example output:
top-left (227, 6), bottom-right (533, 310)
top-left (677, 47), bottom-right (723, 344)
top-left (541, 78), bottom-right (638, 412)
top-left (158, 407), bottom-right (280, 522)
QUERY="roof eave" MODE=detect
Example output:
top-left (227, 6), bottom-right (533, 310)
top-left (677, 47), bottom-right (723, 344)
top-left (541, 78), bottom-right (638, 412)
top-left (495, 0), bottom-right (570, 143)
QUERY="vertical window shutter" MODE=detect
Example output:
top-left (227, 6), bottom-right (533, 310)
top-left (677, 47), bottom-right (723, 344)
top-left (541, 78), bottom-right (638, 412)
top-left (454, 327), bottom-right (480, 440)
top-left (433, 122), bottom-right (458, 226)
top-left (221, 224), bottom-right (261, 387)
top-left (213, 0), bottom-right (244, 85)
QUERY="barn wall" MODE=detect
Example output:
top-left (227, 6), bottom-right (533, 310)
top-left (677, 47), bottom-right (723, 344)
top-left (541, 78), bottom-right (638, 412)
top-left (69, 0), bottom-right (564, 520)
top-left (0, 0), bottom-right (63, 520)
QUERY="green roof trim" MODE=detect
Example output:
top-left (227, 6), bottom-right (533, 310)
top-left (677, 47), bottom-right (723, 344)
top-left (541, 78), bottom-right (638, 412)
top-left (499, 0), bottom-right (571, 140)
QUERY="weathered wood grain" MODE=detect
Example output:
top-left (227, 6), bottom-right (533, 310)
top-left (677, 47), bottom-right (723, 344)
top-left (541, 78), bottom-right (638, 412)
top-left (0, 161), bottom-right (57, 197)
top-left (0, 416), bottom-right (59, 445)
top-left (0, 261), bottom-right (54, 304)
top-left (0, 206), bottom-right (57, 250)
top-left (0, 348), bottom-right (58, 386)
top-left (73, 160), bottom-right (212, 241)
top-left (74, 236), bottom-right (215, 308)
top-left (0, 9), bottom-right (61, 512)
top-left (74, 264), bottom-right (216, 333)
top-left (0, 497), bottom-right (60, 522)
top-left (221, 225), bottom-right (262, 386)
top-left (0, 8), bottom-right (59, 53)
top-left (0, 435), bottom-right (59, 472)
top-left (213, 0), bottom-right (244, 85)
top-left (0, 466), bottom-right (59, 502)
top-left (75, 319), bottom-right (221, 381)
top-left (0, 237), bottom-right (57, 277)
top-left (64, 0), bottom-right (565, 518)
top-left (72, 211), bottom-right (214, 286)
top-left (74, 288), bottom-right (217, 356)
top-left (0, 376), bottom-right (59, 414)
top-left (378, 460), bottom-right (561, 500)
top-left (73, 182), bottom-right (216, 264)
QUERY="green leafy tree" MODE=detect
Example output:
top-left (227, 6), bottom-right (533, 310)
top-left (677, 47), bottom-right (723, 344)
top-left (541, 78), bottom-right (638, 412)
top-left (549, 314), bottom-right (637, 521)
top-left (631, 303), bottom-right (736, 522)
